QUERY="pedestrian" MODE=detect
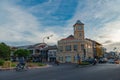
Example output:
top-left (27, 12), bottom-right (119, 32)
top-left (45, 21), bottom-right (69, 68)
top-left (77, 54), bottom-right (81, 65)
top-left (55, 60), bottom-right (59, 65)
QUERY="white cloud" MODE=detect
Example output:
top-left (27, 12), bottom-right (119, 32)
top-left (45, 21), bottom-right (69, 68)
top-left (0, 0), bottom-right (65, 46)
top-left (28, 0), bottom-right (60, 16)
top-left (65, 0), bottom-right (120, 52)
top-left (1, 0), bottom-right (120, 52)
top-left (88, 0), bottom-right (120, 52)
top-left (0, 2), bottom-right (37, 40)
top-left (98, 19), bottom-right (120, 42)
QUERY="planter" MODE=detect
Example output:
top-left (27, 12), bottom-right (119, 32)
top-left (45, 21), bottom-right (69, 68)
top-left (2, 61), bottom-right (11, 68)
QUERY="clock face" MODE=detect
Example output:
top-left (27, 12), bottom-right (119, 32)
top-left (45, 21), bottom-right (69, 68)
top-left (78, 26), bottom-right (82, 30)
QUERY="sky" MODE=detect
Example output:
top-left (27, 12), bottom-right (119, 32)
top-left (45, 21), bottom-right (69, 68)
top-left (0, 0), bottom-right (120, 52)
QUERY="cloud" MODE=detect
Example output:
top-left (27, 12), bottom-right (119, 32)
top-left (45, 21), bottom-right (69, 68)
top-left (0, 0), bottom-right (65, 46)
top-left (65, 0), bottom-right (120, 52)
top-left (0, 1), bottom-right (38, 41)
top-left (103, 40), bottom-right (112, 45)
top-left (0, 1), bottom-right (54, 46)
top-left (104, 42), bottom-right (120, 52)
top-left (96, 18), bottom-right (120, 51)
top-left (97, 19), bottom-right (120, 43)
top-left (27, 0), bottom-right (78, 26)
top-left (1, 0), bottom-right (120, 53)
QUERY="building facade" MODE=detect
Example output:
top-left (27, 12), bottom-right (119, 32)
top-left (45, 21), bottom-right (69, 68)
top-left (47, 45), bottom-right (57, 62)
top-left (57, 20), bottom-right (94, 63)
top-left (86, 38), bottom-right (104, 58)
top-left (12, 43), bottom-right (58, 62)
top-left (11, 43), bottom-right (49, 62)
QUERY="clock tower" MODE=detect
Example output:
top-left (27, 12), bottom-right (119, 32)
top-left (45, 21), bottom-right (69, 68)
top-left (73, 20), bottom-right (85, 40)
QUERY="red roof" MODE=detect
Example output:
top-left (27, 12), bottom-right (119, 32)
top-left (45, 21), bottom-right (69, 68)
top-left (61, 35), bottom-right (75, 40)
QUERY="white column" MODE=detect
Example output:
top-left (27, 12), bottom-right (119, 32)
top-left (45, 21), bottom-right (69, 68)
top-left (33, 49), bottom-right (35, 55)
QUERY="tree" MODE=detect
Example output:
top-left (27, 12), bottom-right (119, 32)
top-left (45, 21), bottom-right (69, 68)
top-left (14, 49), bottom-right (30, 58)
top-left (0, 42), bottom-right (11, 60)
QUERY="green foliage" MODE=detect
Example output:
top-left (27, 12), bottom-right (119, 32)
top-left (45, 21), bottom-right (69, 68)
top-left (80, 62), bottom-right (90, 65)
top-left (11, 62), bottom-right (16, 67)
top-left (0, 59), bottom-right (5, 66)
top-left (0, 42), bottom-right (11, 60)
top-left (14, 49), bottom-right (30, 58)
top-left (38, 63), bottom-right (46, 66)
top-left (27, 62), bottom-right (46, 67)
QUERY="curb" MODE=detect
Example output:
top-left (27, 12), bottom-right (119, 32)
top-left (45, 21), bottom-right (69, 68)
top-left (0, 65), bottom-right (52, 71)
top-left (76, 64), bottom-right (93, 68)
top-left (0, 68), bottom-right (15, 71)
top-left (28, 65), bottom-right (52, 69)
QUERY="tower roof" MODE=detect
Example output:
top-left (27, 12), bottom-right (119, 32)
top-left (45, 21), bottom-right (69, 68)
top-left (73, 20), bottom-right (84, 27)
top-left (76, 20), bottom-right (84, 25)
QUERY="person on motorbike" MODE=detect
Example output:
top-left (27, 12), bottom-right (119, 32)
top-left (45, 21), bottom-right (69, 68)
top-left (93, 58), bottom-right (97, 65)
top-left (18, 57), bottom-right (26, 69)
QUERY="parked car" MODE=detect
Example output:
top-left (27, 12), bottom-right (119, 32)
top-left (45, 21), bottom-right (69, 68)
top-left (107, 59), bottom-right (115, 64)
top-left (114, 60), bottom-right (120, 64)
top-left (83, 58), bottom-right (95, 64)
top-left (98, 58), bottom-right (107, 63)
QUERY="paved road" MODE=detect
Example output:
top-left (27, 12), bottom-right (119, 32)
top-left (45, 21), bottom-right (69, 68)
top-left (0, 63), bottom-right (120, 80)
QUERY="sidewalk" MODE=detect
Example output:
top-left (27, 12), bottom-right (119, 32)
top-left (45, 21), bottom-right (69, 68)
top-left (0, 64), bottom-right (52, 71)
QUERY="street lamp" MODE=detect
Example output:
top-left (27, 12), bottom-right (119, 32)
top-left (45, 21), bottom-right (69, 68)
top-left (43, 34), bottom-right (53, 43)
top-left (41, 34), bottom-right (53, 62)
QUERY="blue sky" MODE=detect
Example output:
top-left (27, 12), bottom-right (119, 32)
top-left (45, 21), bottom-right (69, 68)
top-left (0, 0), bottom-right (120, 51)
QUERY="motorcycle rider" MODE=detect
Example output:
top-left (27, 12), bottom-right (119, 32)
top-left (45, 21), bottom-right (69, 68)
top-left (93, 58), bottom-right (97, 65)
top-left (18, 57), bottom-right (26, 69)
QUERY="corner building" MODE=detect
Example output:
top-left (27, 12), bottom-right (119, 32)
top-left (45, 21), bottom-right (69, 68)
top-left (57, 20), bottom-right (94, 63)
